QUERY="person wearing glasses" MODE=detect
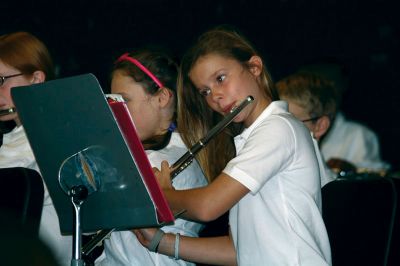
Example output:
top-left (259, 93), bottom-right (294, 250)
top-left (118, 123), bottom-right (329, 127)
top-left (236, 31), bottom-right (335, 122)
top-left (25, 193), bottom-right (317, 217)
top-left (95, 49), bottom-right (207, 266)
top-left (0, 31), bottom-right (72, 265)
top-left (297, 62), bottom-right (390, 175)
top-left (275, 71), bottom-right (341, 185)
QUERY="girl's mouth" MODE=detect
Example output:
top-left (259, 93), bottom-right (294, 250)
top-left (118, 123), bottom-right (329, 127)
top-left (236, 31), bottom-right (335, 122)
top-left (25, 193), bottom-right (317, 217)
top-left (223, 103), bottom-right (236, 114)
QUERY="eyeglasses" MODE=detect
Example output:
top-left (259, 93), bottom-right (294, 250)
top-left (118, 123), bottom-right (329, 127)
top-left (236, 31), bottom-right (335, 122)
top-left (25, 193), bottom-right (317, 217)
top-left (0, 73), bottom-right (23, 86)
top-left (301, 116), bottom-right (322, 123)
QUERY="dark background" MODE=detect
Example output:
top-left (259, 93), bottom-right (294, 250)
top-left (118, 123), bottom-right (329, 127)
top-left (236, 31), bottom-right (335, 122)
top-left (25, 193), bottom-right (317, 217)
top-left (2, 0), bottom-right (399, 170)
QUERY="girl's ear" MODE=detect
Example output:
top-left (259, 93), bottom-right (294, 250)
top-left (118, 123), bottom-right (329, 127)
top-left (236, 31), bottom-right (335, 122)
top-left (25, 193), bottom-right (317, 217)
top-left (31, 71), bottom-right (46, 84)
top-left (157, 87), bottom-right (173, 108)
top-left (248, 56), bottom-right (263, 77)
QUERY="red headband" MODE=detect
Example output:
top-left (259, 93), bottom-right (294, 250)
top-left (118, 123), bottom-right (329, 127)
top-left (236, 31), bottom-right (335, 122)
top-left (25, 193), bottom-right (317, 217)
top-left (116, 53), bottom-right (164, 88)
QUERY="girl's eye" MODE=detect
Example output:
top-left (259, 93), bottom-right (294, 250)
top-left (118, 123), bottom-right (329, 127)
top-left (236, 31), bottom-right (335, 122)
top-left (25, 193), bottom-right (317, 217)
top-left (216, 75), bottom-right (226, 83)
top-left (199, 87), bottom-right (211, 96)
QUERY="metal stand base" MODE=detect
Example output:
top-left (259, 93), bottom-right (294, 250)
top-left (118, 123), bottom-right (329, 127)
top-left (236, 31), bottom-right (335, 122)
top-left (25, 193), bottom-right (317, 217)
top-left (70, 185), bottom-right (88, 266)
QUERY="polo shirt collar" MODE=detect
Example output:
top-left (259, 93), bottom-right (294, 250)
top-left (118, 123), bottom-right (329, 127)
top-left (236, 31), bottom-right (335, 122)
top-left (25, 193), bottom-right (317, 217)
top-left (238, 100), bottom-right (289, 140)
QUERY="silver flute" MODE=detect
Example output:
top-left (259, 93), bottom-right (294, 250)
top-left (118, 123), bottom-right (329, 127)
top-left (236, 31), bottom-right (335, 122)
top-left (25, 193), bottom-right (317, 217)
top-left (170, 95), bottom-right (254, 179)
top-left (0, 107), bottom-right (16, 116)
top-left (81, 95), bottom-right (254, 256)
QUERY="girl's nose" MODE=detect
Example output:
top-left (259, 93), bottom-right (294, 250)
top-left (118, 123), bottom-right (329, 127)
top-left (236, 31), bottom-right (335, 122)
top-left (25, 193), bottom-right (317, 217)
top-left (210, 86), bottom-right (223, 102)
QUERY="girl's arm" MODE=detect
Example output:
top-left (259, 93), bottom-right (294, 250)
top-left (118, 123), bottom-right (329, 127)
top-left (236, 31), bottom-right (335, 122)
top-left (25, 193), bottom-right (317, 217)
top-left (156, 161), bottom-right (249, 221)
top-left (134, 228), bottom-right (237, 266)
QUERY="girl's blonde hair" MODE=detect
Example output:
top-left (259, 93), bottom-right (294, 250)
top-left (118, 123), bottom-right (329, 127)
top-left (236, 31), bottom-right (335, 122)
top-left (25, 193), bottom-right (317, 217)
top-left (276, 72), bottom-right (337, 121)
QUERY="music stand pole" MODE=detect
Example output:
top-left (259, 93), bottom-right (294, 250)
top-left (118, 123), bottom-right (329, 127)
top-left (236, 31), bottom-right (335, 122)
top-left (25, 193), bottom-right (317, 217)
top-left (70, 185), bottom-right (88, 266)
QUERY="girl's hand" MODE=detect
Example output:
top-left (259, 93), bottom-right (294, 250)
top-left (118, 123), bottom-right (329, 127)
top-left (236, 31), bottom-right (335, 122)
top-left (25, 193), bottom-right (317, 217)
top-left (132, 228), bottom-right (158, 248)
top-left (153, 160), bottom-right (174, 190)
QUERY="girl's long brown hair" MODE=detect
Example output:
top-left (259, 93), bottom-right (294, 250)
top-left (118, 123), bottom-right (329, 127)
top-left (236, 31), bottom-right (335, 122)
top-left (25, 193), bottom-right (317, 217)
top-left (177, 26), bottom-right (278, 182)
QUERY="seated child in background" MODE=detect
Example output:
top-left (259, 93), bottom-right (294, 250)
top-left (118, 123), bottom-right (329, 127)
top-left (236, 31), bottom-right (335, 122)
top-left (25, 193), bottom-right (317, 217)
top-left (0, 31), bottom-right (72, 266)
top-left (297, 62), bottom-right (390, 175)
top-left (96, 49), bottom-right (208, 266)
top-left (276, 72), bottom-right (339, 185)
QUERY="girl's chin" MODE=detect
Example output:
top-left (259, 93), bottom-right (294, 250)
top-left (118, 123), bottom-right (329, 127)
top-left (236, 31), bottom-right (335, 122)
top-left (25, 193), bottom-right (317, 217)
top-left (0, 115), bottom-right (15, 121)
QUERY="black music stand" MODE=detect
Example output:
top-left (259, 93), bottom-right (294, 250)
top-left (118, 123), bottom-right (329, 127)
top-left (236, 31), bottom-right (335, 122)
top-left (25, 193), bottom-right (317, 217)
top-left (11, 73), bottom-right (174, 265)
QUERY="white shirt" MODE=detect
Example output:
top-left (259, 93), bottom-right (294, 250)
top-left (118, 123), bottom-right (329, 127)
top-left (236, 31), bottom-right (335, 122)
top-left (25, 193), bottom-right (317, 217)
top-left (320, 112), bottom-right (390, 172)
top-left (312, 135), bottom-right (336, 187)
top-left (98, 132), bottom-right (208, 266)
top-left (224, 101), bottom-right (331, 266)
top-left (0, 126), bottom-right (72, 266)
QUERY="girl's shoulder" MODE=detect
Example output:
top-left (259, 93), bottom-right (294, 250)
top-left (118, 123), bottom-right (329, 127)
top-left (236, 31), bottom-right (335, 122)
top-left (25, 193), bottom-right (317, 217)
top-left (246, 112), bottom-right (312, 152)
top-left (255, 111), bottom-right (302, 136)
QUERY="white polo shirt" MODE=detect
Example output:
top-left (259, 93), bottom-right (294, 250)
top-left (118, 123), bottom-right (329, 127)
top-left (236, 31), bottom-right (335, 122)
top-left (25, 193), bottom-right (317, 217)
top-left (224, 101), bottom-right (331, 266)
top-left (321, 112), bottom-right (390, 172)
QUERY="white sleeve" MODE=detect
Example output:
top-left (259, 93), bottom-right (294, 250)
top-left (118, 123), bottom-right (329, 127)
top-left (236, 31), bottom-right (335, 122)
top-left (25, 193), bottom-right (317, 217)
top-left (223, 117), bottom-right (295, 193)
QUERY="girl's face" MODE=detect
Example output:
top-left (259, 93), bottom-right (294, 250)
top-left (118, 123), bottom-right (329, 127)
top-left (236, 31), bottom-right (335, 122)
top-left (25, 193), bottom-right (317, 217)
top-left (189, 54), bottom-right (268, 127)
top-left (111, 71), bottom-right (164, 141)
top-left (0, 60), bottom-right (32, 126)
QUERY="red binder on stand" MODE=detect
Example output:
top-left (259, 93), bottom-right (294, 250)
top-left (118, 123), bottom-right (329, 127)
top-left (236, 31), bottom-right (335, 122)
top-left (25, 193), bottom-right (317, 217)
top-left (11, 73), bottom-right (174, 233)
top-left (106, 94), bottom-right (173, 223)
